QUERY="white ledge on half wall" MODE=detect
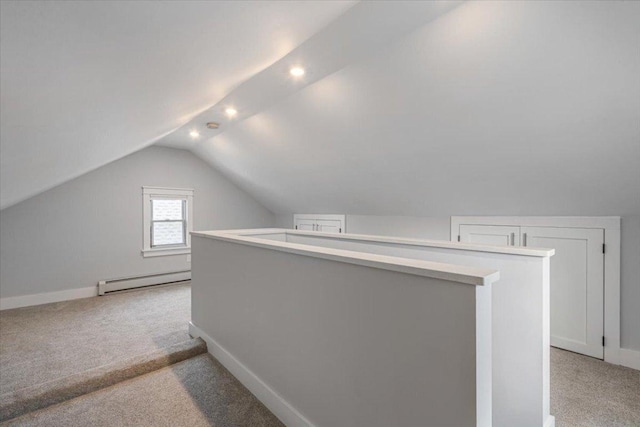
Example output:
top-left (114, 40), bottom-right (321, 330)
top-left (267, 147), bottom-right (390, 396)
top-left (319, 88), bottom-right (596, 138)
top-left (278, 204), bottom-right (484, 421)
top-left (191, 228), bottom-right (540, 286)
top-left (198, 228), bottom-right (555, 257)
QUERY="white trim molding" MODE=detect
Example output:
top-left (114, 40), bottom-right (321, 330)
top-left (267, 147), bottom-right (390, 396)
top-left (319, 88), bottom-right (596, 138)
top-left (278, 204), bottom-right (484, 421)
top-left (189, 321), bottom-right (313, 427)
top-left (0, 286), bottom-right (97, 310)
top-left (450, 216), bottom-right (622, 366)
top-left (544, 415), bottom-right (556, 427)
top-left (142, 186), bottom-right (194, 257)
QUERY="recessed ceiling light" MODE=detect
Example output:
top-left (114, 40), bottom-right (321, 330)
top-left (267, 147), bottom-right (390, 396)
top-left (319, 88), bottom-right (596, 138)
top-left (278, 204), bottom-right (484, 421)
top-left (189, 130), bottom-right (200, 138)
top-left (290, 66), bottom-right (305, 77)
top-left (206, 122), bottom-right (220, 129)
top-left (225, 107), bottom-right (237, 117)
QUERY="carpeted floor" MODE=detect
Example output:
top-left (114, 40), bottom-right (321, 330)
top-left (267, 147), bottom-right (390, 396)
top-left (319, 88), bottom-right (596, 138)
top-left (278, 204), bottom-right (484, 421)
top-left (0, 283), bottom-right (191, 395)
top-left (1, 283), bottom-right (638, 426)
top-left (3, 353), bottom-right (284, 427)
top-left (551, 347), bottom-right (640, 427)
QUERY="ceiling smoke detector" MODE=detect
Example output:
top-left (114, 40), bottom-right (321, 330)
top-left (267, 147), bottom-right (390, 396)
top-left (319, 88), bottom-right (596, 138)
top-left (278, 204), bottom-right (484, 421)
top-left (206, 122), bottom-right (220, 129)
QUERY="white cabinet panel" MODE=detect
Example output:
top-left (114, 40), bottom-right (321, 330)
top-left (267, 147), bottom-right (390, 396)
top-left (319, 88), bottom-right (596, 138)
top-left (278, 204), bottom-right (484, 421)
top-left (296, 219), bottom-right (316, 231)
top-left (316, 219), bottom-right (342, 233)
top-left (459, 225), bottom-right (520, 246)
top-left (522, 226), bottom-right (604, 359)
top-left (294, 214), bottom-right (345, 234)
top-left (458, 223), bottom-right (605, 359)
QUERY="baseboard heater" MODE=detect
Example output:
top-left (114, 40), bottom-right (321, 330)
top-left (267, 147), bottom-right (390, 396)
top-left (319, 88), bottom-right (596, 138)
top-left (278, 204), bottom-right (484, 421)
top-left (98, 270), bottom-right (191, 295)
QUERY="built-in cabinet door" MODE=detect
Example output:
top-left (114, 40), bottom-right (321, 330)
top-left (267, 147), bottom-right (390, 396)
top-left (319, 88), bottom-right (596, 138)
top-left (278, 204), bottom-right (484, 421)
top-left (316, 219), bottom-right (342, 233)
top-left (295, 219), bottom-right (316, 231)
top-left (459, 225), bottom-right (520, 246)
top-left (294, 214), bottom-right (346, 233)
top-left (522, 226), bottom-right (604, 359)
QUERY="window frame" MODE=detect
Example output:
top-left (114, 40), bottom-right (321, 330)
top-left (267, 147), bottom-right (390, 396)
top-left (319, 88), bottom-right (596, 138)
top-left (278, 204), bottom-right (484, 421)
top-left (142, 187), bottom-right (194, 258)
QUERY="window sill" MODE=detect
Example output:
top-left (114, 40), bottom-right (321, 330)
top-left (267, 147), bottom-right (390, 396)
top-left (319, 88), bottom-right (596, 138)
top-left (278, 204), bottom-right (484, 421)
top-left (142, 247), bottom-right (191, 258)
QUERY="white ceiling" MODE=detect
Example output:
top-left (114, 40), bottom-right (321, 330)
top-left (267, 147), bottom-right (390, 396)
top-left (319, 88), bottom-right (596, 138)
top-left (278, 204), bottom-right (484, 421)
top-left (2, 1), bottom-right (639, 218)
top-left (0, 0), bottom-right (354, 209)
top-left (191, 0), bottom-right (640, 216)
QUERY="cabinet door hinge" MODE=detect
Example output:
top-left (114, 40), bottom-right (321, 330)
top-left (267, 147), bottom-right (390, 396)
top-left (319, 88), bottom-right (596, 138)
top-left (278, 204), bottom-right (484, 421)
top-left (602, 243), bottom-right (606, 254)
top-left (295, 225), bottom-right (298, 230)
top-left (602, 336), bottom-right (605, 346)
top-left (457, 235), bottom-right (461, 242)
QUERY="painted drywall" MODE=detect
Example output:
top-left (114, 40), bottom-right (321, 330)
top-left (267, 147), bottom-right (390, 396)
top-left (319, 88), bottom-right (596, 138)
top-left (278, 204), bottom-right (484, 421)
top-left (0, 146), bottom-right (274, 298)
top-left (192, 235), bottom-right (493, 427)
top-left (0, 0), bottom-right (355, 209)
top-left (195, 0), bottom-right (640, 218)
top-left (620, 216), bottom-right (640, 352)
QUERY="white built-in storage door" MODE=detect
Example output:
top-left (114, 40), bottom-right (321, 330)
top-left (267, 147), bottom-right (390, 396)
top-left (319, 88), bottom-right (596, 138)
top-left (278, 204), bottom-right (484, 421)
top-left (295, 218), bottom-right (316, 231)
top-left (522, 227), bottom-right (604, 359)
top-left (316, 219), bottom-right (342, 233)
top-left (294, 214), bottom-right (345, 233)
top-left (459, 225), bottom-right (520, 246)
top-left (458, 223), bottom-right (605, 359)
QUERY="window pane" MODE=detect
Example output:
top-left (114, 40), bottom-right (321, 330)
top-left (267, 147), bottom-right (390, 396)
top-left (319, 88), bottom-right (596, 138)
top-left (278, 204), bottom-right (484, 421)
top-left (152, 222), bottom-right (185, 246)
top-left (152, 199), bottom-right (184, 220)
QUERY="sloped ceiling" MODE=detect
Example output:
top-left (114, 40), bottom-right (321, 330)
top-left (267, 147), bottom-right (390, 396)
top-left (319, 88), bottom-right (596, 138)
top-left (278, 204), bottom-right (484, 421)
top-left (0, 0), bottom-right (355, 209)
top-left (182, 0), bottom-right (640, 216)
top-left (3, 1), bottom-right (639, 217)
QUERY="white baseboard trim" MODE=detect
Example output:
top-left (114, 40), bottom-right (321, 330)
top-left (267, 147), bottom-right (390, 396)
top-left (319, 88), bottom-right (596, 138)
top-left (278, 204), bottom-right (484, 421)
top-left (544, 415), bottom-right (556, 427)
top-left (188, 321), bottom-right (313, 427)
top-left (619, 348), bottom-right (640, 371)
top-left (0, 286), bottom-right (97, 310)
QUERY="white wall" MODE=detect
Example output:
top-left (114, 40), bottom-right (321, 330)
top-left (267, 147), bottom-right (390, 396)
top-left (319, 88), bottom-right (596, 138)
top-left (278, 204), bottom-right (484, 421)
top-left (277, 213), bottom-right (640, 352)
top-left (0, 146), bottom-right (274, 299)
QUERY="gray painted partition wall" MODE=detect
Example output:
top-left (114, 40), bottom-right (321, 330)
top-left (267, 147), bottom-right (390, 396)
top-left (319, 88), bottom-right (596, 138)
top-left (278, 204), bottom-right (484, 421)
top-left (284, 232), bottom-right (551, 427)
top-left (191, 235), bottom-right (492, 427)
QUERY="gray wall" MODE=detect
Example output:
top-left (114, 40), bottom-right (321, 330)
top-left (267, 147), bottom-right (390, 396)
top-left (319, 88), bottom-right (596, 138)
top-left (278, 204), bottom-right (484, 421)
top-left (620, 215), bottom-right (640, 352)
top-left (0, 146), bottom-right (274, 298)
top-left (277, 213), bottom-right (639, 352)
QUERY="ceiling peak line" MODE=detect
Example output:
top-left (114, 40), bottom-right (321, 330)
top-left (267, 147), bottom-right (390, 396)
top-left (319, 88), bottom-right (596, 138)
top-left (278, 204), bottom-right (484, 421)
top-left (156, 1), bottom-right (464, 151)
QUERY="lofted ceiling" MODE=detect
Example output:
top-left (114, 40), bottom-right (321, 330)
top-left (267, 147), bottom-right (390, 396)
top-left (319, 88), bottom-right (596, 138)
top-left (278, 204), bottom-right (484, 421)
top-left (0, 0), bottom-right (355, 209)
top-left (2, 1), bottom-right (639, 218)
top-left (183, 0), bottom-right (640, 216)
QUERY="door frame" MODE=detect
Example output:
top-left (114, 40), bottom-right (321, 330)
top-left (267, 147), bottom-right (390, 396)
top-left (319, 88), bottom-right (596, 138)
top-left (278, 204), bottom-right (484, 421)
top-left (451, 216), bottom-right (621, 365)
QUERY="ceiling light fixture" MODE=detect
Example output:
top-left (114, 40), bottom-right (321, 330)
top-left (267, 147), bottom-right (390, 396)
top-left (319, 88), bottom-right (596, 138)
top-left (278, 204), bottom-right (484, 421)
top-left (206, 122), bottom-right (220, 129)
top-left (189, 130), bottom-right (200, 138)
top-left (290, 66), bottom-right (305, 77)
top-left (225, 107), bottom-right (238, 117)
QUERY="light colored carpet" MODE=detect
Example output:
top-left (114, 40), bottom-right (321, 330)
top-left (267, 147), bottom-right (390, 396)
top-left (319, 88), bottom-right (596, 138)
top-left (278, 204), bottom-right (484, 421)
top-left (0, 283), bottom-right (191, 395)
top-left (552, 347), bottom-right (640, 427)
top-left (3, 354), bottom-right (284, 427)
top-left (0, 338), bottom-right (206, 421)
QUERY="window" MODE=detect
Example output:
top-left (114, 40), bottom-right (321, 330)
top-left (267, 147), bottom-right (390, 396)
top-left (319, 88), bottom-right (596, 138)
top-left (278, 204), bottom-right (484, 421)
top-left (142, 187), bottom-right (193, 257)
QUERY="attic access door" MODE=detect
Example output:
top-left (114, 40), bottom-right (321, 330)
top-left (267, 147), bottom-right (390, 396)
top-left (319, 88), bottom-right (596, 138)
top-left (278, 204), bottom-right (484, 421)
top-left (294, 214), bottom-right (346, 234)
top-left (522, 226), bottom-right (604, 359)
top-left (458, 223), bottom-right (605, 359)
